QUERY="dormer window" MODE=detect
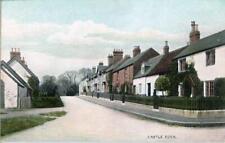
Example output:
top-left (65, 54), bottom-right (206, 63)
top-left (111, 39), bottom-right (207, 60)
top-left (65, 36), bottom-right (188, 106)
top-left (179, 58), bottom-right (187, 72)
top-left (206, 49), bottom-right (215, 66)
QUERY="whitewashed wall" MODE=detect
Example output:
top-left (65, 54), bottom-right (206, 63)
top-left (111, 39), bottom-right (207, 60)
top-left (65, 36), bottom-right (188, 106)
top-left (1, 71), bottom-right (18, 108)
top-left (178, 45), bottom-right (225, 96)
top-left (133, 75), bottom-right (163, 96)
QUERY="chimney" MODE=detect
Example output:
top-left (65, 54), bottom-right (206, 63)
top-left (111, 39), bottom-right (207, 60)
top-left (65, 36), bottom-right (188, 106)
top-left (189, 21), bottom-right (200, 44)
top-left (113, 49), bottom-right (123, 64)
top-left (92, 66), bottom-right (96, 73)
top-left (133, 46), bottom-right (141, 57)
top-left (10, 48), bottom-right (21, 60)
top-left (21, 57), bottom-right (25, 64)
top-left (99, 62), bottom-right (103, 66)
top-left (107, 54), bottom-right (113, 66)
top-left (124, 54), bottom-right (131, 59)
top-left (163, 41), bottom-right (169, 55)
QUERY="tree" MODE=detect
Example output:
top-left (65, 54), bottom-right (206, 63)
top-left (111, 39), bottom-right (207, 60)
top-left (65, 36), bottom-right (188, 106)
top-left (40, 75), bottom-right (57, 96)
top-left (155, 75), bottom-right (170, 96)
top-left (66, 83), bottom-right (78, 96)
top-left (28, 76), bottom-right (40, 96)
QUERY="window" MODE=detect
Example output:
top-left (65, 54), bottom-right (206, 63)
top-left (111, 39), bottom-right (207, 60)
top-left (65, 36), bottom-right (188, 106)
top-left (139, 83), bottom-right (142, 94)
top-left (206, 49), bottom-right (215, 66)
top-left (179, 58), bottom-right (187, 72)
top-left (205, 81), bottom-right (214, 96)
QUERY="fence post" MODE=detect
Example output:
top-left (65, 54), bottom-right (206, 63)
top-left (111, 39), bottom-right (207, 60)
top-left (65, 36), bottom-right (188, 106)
top-left (122, 93), bottom-right (125, 103)
top-left (153, 89), bottom-right (159, 109)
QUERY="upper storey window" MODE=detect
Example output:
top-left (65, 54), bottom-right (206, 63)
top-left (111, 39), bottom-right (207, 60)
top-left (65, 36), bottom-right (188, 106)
top-left (206, 49), bottom-right (215, 66)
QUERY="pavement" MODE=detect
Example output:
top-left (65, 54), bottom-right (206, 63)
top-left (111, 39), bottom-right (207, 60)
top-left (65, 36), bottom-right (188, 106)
top-left (0, 107), bottom-right (64, 119)
top-left (79, 95), bottom-right (225, 127)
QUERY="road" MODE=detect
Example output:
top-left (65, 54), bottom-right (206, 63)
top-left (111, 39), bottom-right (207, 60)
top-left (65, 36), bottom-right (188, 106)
top-left (1, 96), bottom-right (225, 143)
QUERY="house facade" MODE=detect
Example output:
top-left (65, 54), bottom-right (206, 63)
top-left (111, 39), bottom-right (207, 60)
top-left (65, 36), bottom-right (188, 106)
top-left (1, 60), bottom-right (31, 108)
top-left (112, 46), bottom-right (159, 93)
top-left (176, 21), bottom-right (225, 97)
top-left (0, 48), bottom-right (37, 108)
top-left (133, 42), bottom-right (185, 96)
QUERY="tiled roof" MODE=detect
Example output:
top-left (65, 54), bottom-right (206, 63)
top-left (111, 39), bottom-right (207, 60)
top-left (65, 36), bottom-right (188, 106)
top-left (114, 48), bottom-right (159, 72)
top-left (175, 29), bottom-right (225, 59)
top-left (105, 57), bottom-right (130, 73)
top-left (134, 47), bottom-right (185, 79)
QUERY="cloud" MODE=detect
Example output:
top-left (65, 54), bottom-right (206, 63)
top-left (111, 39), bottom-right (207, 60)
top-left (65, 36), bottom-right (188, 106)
top-left (2, 18), bottom-right (185, 59)
top-left (1, 18), bottom-right (188, 77)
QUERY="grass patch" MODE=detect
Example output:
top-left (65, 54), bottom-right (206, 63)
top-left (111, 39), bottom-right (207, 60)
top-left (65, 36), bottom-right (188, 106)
top-left (40, 111), bottom-right (67, 117)
top-left (1, 116), bottom-right (55, 136)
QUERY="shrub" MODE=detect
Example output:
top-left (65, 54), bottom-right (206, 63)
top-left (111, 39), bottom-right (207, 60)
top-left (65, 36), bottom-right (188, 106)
top-left (125, 95), bottom-right (153, 105)
top-left (31, 96), bottom-right (64, 108)
top-left (158, 96), bottom-right (225, 110)
top-left (215, 78), bottom-right (225, 97)
top-left (155, 76), bottom-right (170, 96)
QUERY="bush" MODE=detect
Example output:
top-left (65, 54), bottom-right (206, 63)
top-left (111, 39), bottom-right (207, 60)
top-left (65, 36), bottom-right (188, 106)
top-left (125, 95), bottom-right (153, 105)
top-left (155, 76), bottom-right (170, 96)
top-left (158, 96), bottom-right (225, 110)
top-left (215, 78), bottom-right (225, 97)
top-left (31, 96), bottom-right (64, 108)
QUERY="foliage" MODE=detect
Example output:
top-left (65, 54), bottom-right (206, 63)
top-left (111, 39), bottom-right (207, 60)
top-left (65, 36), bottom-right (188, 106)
top-left (40, 75), bottom-right (57, 96)
top-left (1, 116), bottom-right (55, 136)
top-left (177, 64), bottom-right (203, 97)
top-left (66, 83), bottom-right (78, 96)
top-left (215, 78), bottom-right (225, 97)
top-left (155, 75), bottom-right (170, 96)
top-left (28, 76), bottom-right (40, 96)
top-left (158, 96), bottom-right (225, 110)
top-left (167, 61), bottom-right (179, 96)
top-left (31, 96), bottom-right (64, 108)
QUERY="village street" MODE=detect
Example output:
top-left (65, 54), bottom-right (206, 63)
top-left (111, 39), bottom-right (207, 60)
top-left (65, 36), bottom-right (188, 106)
top-left (1, 96), bottom-right (225, 143)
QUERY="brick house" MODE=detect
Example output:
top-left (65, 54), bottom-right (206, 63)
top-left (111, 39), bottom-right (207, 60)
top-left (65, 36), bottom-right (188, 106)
top-left (104, 50), bottom-right (130, 93)
top-left (112, 46), bottom-right (159, 93)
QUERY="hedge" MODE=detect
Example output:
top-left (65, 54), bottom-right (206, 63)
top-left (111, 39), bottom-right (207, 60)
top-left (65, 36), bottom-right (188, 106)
top-left (158, 96), bottom-right (225, 110)
top-left (215, 78), bottom-right (225, 97)
top-left (87, 92), bottom-right (225, 110)
top-left (31, 96), bottom-right (64, 108)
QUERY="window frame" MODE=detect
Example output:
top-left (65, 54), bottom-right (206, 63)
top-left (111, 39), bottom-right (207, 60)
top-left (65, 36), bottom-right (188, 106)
top-left (206, 49), bottom-right (215, 66)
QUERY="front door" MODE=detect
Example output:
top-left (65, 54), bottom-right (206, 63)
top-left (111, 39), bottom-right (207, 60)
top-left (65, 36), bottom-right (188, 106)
top-left (147, 83), bottom-right (151, 96)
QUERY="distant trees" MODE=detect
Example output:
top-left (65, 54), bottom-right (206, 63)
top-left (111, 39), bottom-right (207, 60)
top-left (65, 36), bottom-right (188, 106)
top-left (40, 75), bottom-right (58, 96)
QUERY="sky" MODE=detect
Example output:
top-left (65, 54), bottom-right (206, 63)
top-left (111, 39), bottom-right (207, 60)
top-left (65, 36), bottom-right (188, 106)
top-left (1, 0), bottom-right (225, 79)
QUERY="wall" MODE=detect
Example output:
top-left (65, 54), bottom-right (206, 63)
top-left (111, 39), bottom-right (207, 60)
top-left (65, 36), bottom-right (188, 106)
top-left (1, 70), bottom-right (18, 108)
top-left (133, 75), bottom-right (160, 96)
top-left (178, 45), bottom-right (225, 96)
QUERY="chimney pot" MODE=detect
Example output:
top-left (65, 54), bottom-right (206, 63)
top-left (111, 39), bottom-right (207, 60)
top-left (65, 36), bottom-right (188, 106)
top-left (163, 41), bottom-right (169, 55)
top-left (133, 46), bottom-right (141, 57)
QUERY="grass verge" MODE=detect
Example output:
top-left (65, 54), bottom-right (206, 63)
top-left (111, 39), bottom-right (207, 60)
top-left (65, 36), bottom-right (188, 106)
top-left (0, 116), bottom-right (55, 136)
top-left (40, 111), bottom-right (67, 117)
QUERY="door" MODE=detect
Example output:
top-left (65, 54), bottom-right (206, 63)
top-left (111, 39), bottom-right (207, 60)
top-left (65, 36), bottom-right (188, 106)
top-left (147, 83), bottom-right (151, 96)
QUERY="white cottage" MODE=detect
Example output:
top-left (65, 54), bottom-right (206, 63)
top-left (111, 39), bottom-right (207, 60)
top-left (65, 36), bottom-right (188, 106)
top-left (133, 41), bottom-right (185, 96)
top-left (0, 60), bottom-right (31, 108)
top-left (175, 22), bottom-right (225, 97)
